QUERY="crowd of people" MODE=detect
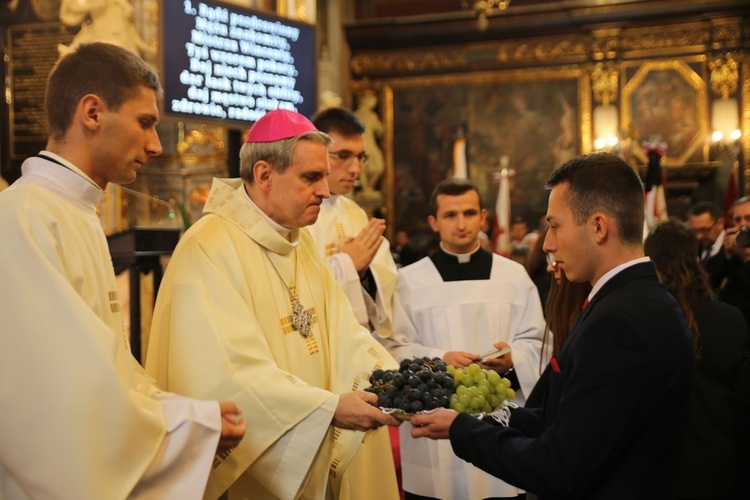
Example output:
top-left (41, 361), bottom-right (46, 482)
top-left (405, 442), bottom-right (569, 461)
top-left (1, 41), bottom-right (748, 500)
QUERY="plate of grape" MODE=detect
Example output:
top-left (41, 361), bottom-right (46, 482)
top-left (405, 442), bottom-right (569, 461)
top-left (366, 357), bottom-right (516, 421)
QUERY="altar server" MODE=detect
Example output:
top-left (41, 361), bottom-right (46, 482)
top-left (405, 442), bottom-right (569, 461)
top-left (387, 177), bottom-right (546, 499)
top-left (146, 109), bottom-right (400, 499)
top-left (0, 42), bottom-right (245, 499)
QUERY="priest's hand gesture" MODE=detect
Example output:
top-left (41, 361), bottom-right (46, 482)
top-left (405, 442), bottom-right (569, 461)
top-left (333, 391), bottom-right (401, 431)
top-left (217, 401), bottom-right (246, 452)
top-left (410, 409), bottom-right (458, 440)
top-left (339, 218), bottom-right (386, 274)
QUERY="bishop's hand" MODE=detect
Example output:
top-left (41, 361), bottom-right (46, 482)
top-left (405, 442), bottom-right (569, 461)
top-left (217, 401), bottom-right (246, 452)
top-left (333, 391), bottom-right (401, 431)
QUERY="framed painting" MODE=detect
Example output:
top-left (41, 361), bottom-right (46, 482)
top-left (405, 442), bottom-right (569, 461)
top-left (377, 68), bottom-right (588, 246)
top-left (621, 59), bottom-right (708, 166)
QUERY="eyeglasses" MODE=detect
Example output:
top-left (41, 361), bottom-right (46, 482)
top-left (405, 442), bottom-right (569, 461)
top-left (546, 253), bottom-right (557, 269)
top-left (692, 219), bottom-right (720, 235)
top-left (329, 150), bottom-right (369, 165)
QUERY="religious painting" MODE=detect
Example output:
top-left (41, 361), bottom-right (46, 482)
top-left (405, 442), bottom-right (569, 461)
top-left (621, 59), bottom-right (708, 166)
top-left (384, 69), bottom-right (586, 248)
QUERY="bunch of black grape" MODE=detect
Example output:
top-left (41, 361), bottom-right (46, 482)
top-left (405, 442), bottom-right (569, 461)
top-left (366, 356), bottom-right (454, 413)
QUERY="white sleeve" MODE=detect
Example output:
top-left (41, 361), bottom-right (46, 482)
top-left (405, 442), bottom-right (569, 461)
top-left (325, 253), bottom-right (370, 327)
top-left (384, 276), bottom-right (446, 362)
top-left (506, 279), bottom-right (547, 403)
top-left (130, 394), bottom-right (222, 499)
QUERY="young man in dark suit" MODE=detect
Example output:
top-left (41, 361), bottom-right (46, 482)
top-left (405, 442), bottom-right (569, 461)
top-left (409, 152), bottom-right (694, 500)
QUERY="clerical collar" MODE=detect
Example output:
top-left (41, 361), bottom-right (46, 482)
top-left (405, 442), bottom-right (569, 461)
top-left (439, 242), bottom-right (481, 263)
top-left (430, 243), bottom-right (492, 281)
top-left (242, 185), bottom-right (293, 239)
top-left (22, 152), bottom-right (104, 209)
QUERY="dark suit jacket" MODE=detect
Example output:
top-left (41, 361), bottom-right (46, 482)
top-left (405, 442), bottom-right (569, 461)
top-left (449, 262), bottom-right (694, 500)
top-left (676, 298), bottom-right (748, 498)
top-left (719, 261), bottom-right (750, 329)
top-left (702, 251), bottom-right (739, 292)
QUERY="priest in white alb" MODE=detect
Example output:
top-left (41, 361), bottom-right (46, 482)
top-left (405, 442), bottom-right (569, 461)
top-left (309, 107), bottom-right (401, 499)
top-left (145, 109), bottom-right (400, 500)
top-left (0, 42), bottom-right (245, 499)
top-left (386, 177), bottom-right (546, 500)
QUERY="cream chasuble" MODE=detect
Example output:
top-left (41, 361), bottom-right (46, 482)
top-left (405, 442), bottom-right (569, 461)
top-left (308, 195), bottom-right (398, 340)
top-left (308, 195), bottom-right (400, 500)
top-left (388, 254), bottom-right (546, 499)
top-left (145, 178), bottom-right (398, 500)
top-left (0, 155), bottom-right (221, 499)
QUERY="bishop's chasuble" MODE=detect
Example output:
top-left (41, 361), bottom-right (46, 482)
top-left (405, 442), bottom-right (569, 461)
top-left (145, 178), bottom-right (398, 500)
top-left (0, 155), bottom-right (221, 499)
top-left (308, 194), bottom-right (400, 500)
top-left (389, 248), bottom-right (546, 499)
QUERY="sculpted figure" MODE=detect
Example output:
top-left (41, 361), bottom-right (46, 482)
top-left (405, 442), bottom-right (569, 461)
top-left (355, 91), bottom-right (385, 196)
top-left (58, 0), bottom-right (156, 58)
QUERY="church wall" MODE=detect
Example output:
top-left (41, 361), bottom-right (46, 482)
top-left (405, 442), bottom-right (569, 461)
top-left (342, 1), bottom-right (750, 242)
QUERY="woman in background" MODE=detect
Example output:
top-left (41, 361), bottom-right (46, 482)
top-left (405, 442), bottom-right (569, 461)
top-left (645, 219), bottom-right (749, 500)
top-left (526, 227), bottom-right (553, 308)
top-left (525, 252), bottom-right (591, 407)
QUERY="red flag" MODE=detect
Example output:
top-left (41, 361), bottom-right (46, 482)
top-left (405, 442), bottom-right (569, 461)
top-left (643, 141), bottom-right (668, 231)
top-left (723, 164), bottom-right (739, 229)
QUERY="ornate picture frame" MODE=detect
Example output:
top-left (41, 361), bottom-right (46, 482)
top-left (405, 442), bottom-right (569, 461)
top-left (621, 58), bottom-right (708, 166)
top-left (367, 67), bottom-right (589, 243)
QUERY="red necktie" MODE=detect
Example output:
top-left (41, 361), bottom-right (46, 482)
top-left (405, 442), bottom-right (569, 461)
top-left (581, 298), bottom-right (590, 311)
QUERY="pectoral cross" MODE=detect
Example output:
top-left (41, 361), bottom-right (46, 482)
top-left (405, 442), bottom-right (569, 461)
top-left (291, 299), bottom-right (314, 337)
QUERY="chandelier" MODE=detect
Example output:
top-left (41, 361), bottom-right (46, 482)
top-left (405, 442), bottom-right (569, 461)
top-left (463, 1), bottom-right (512, 31)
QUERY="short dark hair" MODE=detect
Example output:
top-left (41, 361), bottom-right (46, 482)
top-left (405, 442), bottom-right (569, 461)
top-left (546, 152), bottom-right (644, 245)
top-left (311, 107), bottom-right (365, 136)
top-left (689, 201), bottom-right (721, 220)
top-left (429, 177), bottom-right (483, 215)
top-left (46, 42), bottom-right (162, 140)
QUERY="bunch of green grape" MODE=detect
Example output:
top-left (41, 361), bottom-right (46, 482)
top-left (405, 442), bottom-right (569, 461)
top-left (447, 363), bottom-right (516, 414)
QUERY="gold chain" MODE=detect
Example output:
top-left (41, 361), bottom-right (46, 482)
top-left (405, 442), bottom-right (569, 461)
top-left (263, 248), bottom-right (313, 337)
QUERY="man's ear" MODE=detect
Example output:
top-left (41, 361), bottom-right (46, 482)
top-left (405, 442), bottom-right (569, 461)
top-left (592, 213), bottom-right (610, 244)
top-left (79, 94), bottom-right (103, 132)
top-left (253, 161), bottom-right (272, 191)
top-left (428, 215), bottom-right (438, 232)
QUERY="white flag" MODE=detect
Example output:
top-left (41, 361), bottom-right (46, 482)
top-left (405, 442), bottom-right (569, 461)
top-left (493, 165), bottom-right (511, 255)
top-left (453, 138), bottom-right (468, 179)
